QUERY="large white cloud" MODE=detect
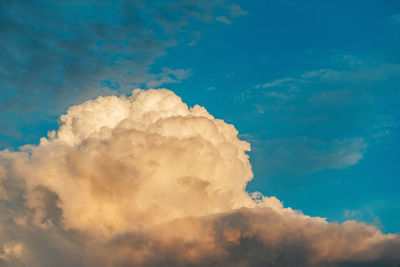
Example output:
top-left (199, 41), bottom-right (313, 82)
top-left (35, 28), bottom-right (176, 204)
top-left (0, 89), bottom-right (399, 266)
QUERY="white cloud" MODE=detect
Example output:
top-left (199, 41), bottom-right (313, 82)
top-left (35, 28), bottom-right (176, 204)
top-left (216, 16), bottom-right (232, 24)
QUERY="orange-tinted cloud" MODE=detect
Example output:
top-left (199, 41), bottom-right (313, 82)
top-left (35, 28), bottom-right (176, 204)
top-left (0, 89), bottom-right (399, 266)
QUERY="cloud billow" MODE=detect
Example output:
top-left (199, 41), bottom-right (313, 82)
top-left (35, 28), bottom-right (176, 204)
top-left (0, 89), bottom-right (399, 266)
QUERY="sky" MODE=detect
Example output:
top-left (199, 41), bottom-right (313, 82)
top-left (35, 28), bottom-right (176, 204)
top-left (1, 0), bottom-right (400, 266)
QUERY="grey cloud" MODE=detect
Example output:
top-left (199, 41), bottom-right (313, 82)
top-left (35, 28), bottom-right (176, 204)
top-left (236, 54), bottom-right (400, 178)
top-left (251, 137), bottom-right (368, 176)
top-left (216, 3), bottom-right (247, 24)
top-left (228, 4), bottom-right (248, 17)
top-left (3, 204), bottom-right (399, 266)
top-left (389, 13), bottom-right (400, 24)
top-left (145, 67), bottom-right (191, 88)
top-left (0, 0), bottom-right (246, 147)
top-left (249, 57), bottom-right (400, 114)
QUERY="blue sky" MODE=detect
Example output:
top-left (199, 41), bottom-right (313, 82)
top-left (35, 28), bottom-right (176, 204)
top-left (1, 0), bottom-right (400, 233)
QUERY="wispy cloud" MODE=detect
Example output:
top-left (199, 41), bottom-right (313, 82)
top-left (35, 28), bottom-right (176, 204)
top-left (216, 3), bottom-right (247, 24)
top-left (228, 3), bottom-right (248, 17)
top-left (389, 13), bottom-right (400, 24)
top-left (251, 137), bottom-right (368, 176)
top-left (235, 53), bottom-right (400, 177)
top-left (216, 16), bottom-right (232, 24)
top-left (343, 202), bottom-right (385, 230)
top-left (0, 0), bottom-right (247, 147)
top-left (144, 67), bottom-right (191, 88)
top-left (243, 53), bottom-right (400, 137)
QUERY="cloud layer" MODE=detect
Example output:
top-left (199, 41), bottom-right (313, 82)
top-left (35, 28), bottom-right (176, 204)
top-left (0, 89), bottom-right (399, 266)
top-left (0, 0), bottom-right (247, 147)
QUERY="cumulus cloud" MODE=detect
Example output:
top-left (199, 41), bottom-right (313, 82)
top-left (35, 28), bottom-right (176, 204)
top-left (0, 89), bottom-right (399, 266)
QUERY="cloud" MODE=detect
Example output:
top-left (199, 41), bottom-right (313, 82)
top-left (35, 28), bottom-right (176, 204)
top-left (0, 89), bottom-right (399, 266)
top-left (236, 54), bottom-right (400, 179)
top-left (228, 4), bottom-right (248, 17)
top-left (216, 4), bottom-right (247, 24)
top-left (216, 16), bottom-right (232, 24)
top-left (251, 137), bottom-right (368, 176)
top-left (144, 67), bottom-right (191, 88)
top-left (250, 57), bottom-right (400, 114)
top-left (389, 13), bottom-right (400, 24)
top-left (0, 0), bottom-right (246, 147)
